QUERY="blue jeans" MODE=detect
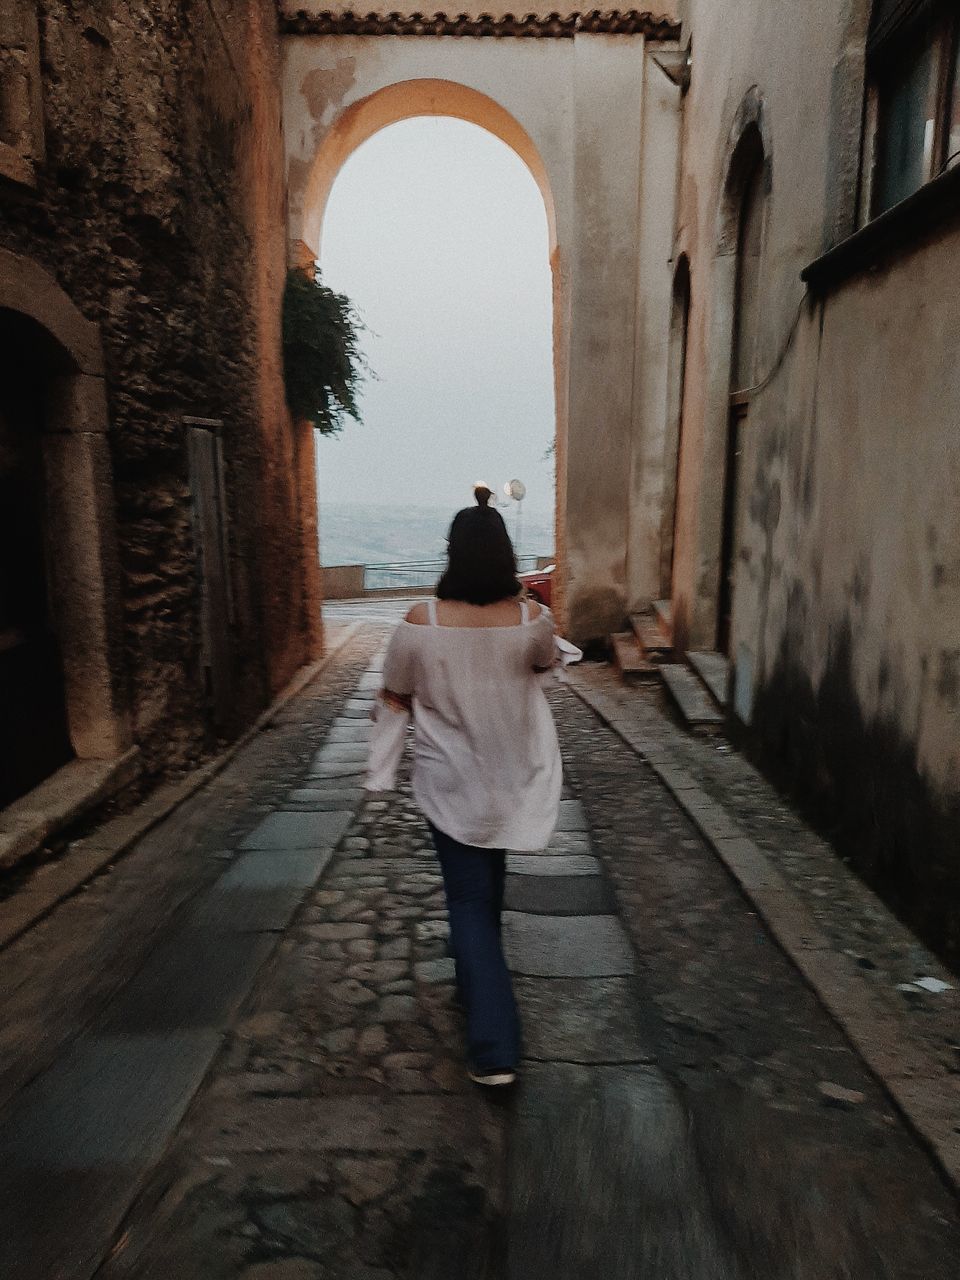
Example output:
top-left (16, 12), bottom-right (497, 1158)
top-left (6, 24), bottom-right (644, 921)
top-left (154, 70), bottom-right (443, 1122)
top-left (429, 823), bottom-right (521, 1072)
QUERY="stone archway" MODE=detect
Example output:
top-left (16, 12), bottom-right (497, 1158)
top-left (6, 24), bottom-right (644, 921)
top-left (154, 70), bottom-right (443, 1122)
top-left (290, 74), bottom-right (570, 623)
top-left (295, 78), bottom-right (558, 264)
top-left (0, 249), bottom-right (130, 822)
top-left (282, 17), bottom-right (684, 643)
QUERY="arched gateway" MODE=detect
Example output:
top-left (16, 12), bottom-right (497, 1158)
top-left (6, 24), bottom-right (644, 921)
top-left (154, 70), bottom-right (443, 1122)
top-left (281, 8), bottom-right (684, 643)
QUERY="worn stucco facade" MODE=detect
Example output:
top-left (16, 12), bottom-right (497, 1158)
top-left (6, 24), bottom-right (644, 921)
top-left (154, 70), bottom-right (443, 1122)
top-left (669, 0), bottom-right (960, 960)
top-left (280, 6), bottom-right (684, 641)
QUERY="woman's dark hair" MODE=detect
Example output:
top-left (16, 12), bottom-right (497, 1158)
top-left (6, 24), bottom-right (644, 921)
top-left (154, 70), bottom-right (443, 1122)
top-left (436, 485), bottom-right (521, 605)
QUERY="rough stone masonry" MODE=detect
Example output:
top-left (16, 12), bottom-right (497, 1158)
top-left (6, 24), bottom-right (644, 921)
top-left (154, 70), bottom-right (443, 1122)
top-left (0, 0), bottom-right (314, 784)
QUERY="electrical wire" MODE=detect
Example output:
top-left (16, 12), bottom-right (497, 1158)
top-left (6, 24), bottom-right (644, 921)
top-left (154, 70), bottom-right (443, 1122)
top-left (736, 293), bottom-right (808, 398)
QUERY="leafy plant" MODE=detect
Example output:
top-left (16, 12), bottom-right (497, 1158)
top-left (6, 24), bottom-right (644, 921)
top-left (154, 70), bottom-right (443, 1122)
top-left (282, 269), bottom-right (366, 434)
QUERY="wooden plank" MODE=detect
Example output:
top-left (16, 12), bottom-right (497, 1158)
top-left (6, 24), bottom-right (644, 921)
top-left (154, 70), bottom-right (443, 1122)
top-left (651, 599), bottom-right (673, 644)
top-left (687, 650), bottom-right (730, 707)
top-left (611, 632), bottom-right (658, 680)
top-left (659, 664), bottom-right (724, 727)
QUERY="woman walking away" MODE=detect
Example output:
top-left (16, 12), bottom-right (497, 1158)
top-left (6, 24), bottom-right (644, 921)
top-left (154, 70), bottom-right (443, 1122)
top-left (366, 484), bottom-right (562, 1088)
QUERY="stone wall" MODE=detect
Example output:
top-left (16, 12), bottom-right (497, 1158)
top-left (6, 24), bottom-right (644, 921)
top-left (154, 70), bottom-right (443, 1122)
top-left (0, 0), bottom-right (317, 777)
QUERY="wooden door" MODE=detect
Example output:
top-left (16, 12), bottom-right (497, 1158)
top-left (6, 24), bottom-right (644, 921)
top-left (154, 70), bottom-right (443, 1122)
top-left (186, 424), bottom-right (234, 732)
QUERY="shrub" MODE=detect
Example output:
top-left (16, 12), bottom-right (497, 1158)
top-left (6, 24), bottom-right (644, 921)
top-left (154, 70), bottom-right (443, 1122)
top-left (282, 269), bottom-right (366, 434)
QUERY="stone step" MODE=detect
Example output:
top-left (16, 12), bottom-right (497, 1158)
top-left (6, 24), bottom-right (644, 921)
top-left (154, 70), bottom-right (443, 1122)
top-left (659, 663), bottom-right (724, 728)
top-left (628, 612), bottom-right (671, 659)
top-left (687, 650), bottom-right (730, 708)
top-left (611, 632), bottom-right (658, 681)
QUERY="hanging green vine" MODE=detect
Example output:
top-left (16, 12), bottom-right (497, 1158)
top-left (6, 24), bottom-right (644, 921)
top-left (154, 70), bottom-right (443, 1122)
top-left (282, 269), bottom-right (366, 434)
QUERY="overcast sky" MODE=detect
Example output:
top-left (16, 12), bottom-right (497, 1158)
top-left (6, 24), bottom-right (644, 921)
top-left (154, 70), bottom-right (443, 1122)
top-left (315, 117), bottom-right (556, 516)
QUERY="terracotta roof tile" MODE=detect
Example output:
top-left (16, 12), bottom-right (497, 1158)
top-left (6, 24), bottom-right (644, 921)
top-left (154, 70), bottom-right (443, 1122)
top-left (280, 10), bottom-right (681, 40)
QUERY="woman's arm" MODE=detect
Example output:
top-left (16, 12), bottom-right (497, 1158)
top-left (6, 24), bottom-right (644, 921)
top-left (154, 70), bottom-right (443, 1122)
top-left (366, 624), bottom-right (416, 791)
top-left (529, 604), bottom-right (559, 672)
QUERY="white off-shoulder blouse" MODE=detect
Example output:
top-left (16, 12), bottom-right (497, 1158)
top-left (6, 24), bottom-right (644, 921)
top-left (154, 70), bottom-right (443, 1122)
top-left (368, 600), bottom-right (562, 851)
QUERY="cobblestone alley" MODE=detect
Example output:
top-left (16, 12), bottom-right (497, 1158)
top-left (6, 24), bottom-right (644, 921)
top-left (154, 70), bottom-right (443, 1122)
top-left (0, 607), bottom-right (958, 1279)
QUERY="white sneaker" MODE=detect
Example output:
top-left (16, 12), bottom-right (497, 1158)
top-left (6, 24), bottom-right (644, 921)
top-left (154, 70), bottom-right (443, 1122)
top-left (468, 1068), bottom-right (517, 1087)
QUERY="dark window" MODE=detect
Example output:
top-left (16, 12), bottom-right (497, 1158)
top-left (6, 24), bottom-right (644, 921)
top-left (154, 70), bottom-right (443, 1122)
top-left (873, 30), bottom-right (939, 212)
top-left (947, 27), bottom-right (960, 170)
top-left (864, 2), bottom-right (960, 218)
top-left (732, 156), bottom-right (766, 390)
top-left (0, 0), bottom-right (44, 186)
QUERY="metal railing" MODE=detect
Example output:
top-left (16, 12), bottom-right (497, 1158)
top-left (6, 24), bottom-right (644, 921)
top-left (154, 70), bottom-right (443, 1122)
top-left (362, 554), bottom-right (547, 592)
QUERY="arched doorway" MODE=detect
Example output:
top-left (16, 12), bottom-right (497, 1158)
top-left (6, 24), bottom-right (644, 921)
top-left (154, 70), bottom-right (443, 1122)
top-left (291, 76), bottom-right (567, 620)
top-left (662, 254), bottom-right (691, 597)
top-left (717, 121), bottom-right (768, 655)
top-left (0, 313), bottom-right (74, 804)
top-left (0, 249), bottom-right (129, 812)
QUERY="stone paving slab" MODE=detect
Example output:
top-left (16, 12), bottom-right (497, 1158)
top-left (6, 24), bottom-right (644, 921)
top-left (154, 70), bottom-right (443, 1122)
top-left (687, 650), bottom-right (731, 705)
top-left (310, 743), bottom-right (369, 766)
top-left (514, 977), bottom-right (653, 1063)
top-left (284, 788), bottom-right (364, 810)
top-left (503, 911), bottom-right (636, 977)
top-left (543, 831), bottom-right (594, 856)
top-left (180, 849), bottom-right (335, 934)
top-left (507, 1061), bottom-right (719, 1280)
top-left (555, 799), bottom-right (588, 832)
top-left (102, 930), bottom-right (276, 1033)
top-left (184, 884), bottom-right (322, 934)
top-left (504, 874), bottom-right (614, 915)
top-left (326, 724), bottom-right (373, 743)
top-left (309, 762), bottom-right (368, 781)
top-left (506, 853), bottom-right (602, 877)
top-left (240, 810), bottom-right (353, 851)
top-left (0, 1031), bottom-right (222, 1166)
top-left (220, 848), bottom-right (334, 890)
top-left (659, 663), bottom-right (724, 726)
top-left (0, 1030), bottom-right (224, 1276)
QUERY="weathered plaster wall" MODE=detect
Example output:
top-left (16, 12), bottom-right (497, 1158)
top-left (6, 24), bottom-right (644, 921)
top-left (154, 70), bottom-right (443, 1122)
top-left (671, 0), bottom-right (852, 652)
top-left (0, 0), bottom-right (308, 776)
top-left (674, 0), bottom-right (960, 960)
top-left (626, 52), bottom-right (682, 609)
top-left (283, 30), bottom-right (680, 642)
top-left (243, 0), bottom-right (326, 693)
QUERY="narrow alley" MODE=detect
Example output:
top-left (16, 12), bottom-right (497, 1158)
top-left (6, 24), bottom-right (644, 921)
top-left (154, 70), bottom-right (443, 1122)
top-left (0, 605), bottom-right (957, 1279)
